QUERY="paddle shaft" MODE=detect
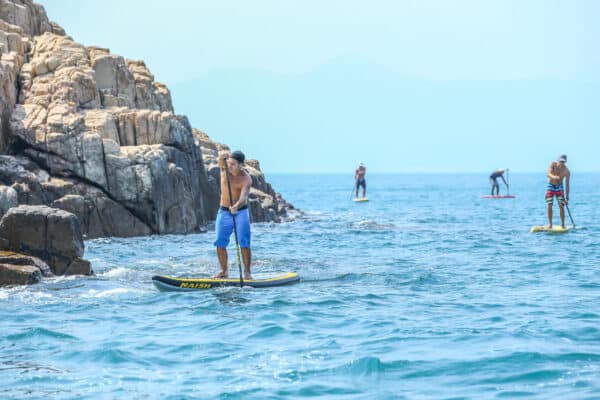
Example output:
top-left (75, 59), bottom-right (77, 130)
top-left (564, 202), bottom-right (575, 228)
top-left (224, 158), bottom-right (244, 287)
top-left (505, 169), bottom-right (510, 195)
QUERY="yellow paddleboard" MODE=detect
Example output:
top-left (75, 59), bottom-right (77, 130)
top-left (152, 272), bottom-right (300, 291)
top-left (530, 226), bottom-right (571, 233)
top-left (353, 198), bottom-right (369, 202)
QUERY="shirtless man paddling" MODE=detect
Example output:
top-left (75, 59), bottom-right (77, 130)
top-left (214, 150), bottom-right (253, 279)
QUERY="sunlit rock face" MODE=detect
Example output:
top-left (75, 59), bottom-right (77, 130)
top-left (0, 0), bottom-right (299, 239)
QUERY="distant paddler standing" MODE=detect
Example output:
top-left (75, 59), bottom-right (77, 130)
top-left (545, 154), bottom-right (570, 229)
top-left (214, 150), bottom-right (253, 280)
top-left (489, 169), bottom-right (508, 196)
top-left (354, 162), bottom-right (367, 199)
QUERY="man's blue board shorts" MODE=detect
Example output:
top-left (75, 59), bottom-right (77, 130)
top-left (214, 207), bottom-right (251, 248)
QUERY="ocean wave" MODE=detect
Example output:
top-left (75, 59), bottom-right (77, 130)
top-left (337, 356), bottom-right (392, 376)
top-left (478, 369), bottom-right (564, 384)
top-left (301, 272), bottom-right (377, 284)
top-left (5, 327), bottom-right (78, 341)
top-left (64, 347), bottom-right (148, 366)
top-left (247, 325), bottom-right (287, 339)
top-left (349, 220), bottom-right (397, 230)
top-left (273, 384), bottom-right (364, 398)
top-left (401, 351), bottom-right (600, 381)
top-left (275, 356), bottom-right (408, 382)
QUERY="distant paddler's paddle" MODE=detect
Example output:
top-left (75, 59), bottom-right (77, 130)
top-left (505, 168), bottom-right (510, 195)
top-left (564, 201), bottom-right (575, 228)
top-left (224, 156), bottom-right (244, 287)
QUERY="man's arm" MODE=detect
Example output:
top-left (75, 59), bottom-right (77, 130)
top-left (547, 163), bottom-right (559, 180)
top-left (232, 174), bottom-right (252, 211)
top-left (564, 170), bottom-right (570, 202)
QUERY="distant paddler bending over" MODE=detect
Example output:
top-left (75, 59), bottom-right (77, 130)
top-left (214, 150), bottom-right (253, 280)
top-left (354, 162), bottom-right (367, 199)
top-left (545, 154), bottom-right (570, 229)
top-left (489, 169), bottom-right (508, 196)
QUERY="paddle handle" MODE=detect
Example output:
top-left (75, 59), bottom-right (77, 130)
top-left (224, 157), bottom-right (244, 287)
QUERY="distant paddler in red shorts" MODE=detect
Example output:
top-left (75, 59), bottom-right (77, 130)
top-left (545, 154), bottom-right (570, 229)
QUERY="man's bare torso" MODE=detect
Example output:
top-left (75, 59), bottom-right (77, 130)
top-left (220, 169), bottom-right (251, 207)
top-left (548, 162), bottom-right (570, 185)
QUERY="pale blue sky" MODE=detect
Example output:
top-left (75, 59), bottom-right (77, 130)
top-left (38, 1), bottom-right (600, 173)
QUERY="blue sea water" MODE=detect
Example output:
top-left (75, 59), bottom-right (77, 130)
top-left (1, 173), bottom-right (600, 399)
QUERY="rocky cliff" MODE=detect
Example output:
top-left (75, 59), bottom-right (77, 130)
top-left (0, 0), bottom-right (298, 239)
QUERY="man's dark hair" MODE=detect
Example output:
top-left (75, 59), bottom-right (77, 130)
top-left (231, 151), bottom-right (245, 164)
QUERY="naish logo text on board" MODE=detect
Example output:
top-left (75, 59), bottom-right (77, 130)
top-left (180, 282), bottom-right (212, 289)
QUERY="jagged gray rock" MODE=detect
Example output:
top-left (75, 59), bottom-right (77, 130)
top-left (0, 262), bottom-right (40, 285)
top-left (0, 154), bottom-right (153, 238)
top-left (0, 183), bottom-right (16, 215)
top-left (0, 205), bottom-right (92, 275)
top-left (0, 0), bottom-right (65, 152)
top-left (0, 249), bottom-right (52, 286)
top-left (0, 0), bottom-right (57, 37)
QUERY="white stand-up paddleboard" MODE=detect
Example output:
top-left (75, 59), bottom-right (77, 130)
top-left (353, 198), bottom-right (369, 202)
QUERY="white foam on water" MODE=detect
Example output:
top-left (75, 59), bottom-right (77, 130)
top-left (46, 275), bottom-right (80, 283)
top-left (138, 259), bottom-right (164, 265)
top-left (4, 288), bottom-right (56, 305)
top-left (305, 210), bottom-right (327, 217)
top-left (99, 267), bottom-right (131, 279)
top-left (85, 287), bottom-right (136, 298)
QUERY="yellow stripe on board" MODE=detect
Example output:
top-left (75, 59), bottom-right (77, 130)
top-left (162, 272), bottom-right (298, 284)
